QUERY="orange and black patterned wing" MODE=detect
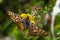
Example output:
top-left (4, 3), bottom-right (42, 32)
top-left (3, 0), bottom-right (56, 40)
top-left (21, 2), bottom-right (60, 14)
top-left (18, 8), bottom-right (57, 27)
top-left (7, 11), bottom-right (25, 30)
top-left (28, 22), bottom-right (48, 36)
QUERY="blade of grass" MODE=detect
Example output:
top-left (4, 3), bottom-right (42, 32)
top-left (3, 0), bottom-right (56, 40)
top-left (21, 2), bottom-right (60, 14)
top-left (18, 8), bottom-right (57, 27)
top-left (2, 19), bottom-right (12, 31)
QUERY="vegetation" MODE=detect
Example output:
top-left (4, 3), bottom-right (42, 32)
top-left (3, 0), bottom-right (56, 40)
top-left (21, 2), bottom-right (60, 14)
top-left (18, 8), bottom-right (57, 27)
top-left (0, 0), bottom-right (60, 40)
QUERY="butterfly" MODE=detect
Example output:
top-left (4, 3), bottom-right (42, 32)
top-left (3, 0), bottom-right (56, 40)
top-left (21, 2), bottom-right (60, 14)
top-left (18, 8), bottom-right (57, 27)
top-left (7, 11), bottom-right (48, 36)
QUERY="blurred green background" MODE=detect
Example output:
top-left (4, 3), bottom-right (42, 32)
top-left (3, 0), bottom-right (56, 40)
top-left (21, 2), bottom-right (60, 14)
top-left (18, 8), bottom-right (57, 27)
top-left (0, 0), bottom-right (60, 40)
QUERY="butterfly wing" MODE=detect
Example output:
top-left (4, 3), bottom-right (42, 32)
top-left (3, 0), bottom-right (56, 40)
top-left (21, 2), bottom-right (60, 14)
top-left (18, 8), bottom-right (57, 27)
top-left (28, 22), bottom-right (48, 36)
top-left (7, 11), bottom-right (25, 30)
